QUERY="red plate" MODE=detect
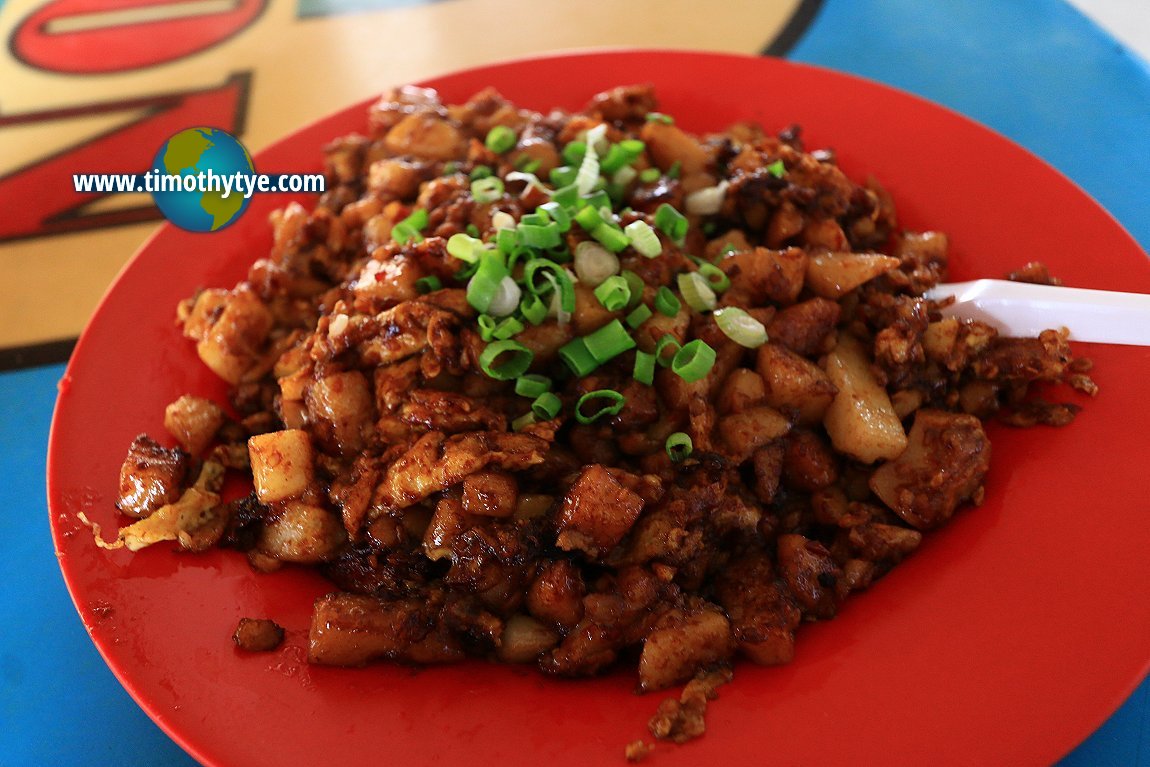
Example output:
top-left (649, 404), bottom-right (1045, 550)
top-left (48, 51), bottom-right (1150, 766)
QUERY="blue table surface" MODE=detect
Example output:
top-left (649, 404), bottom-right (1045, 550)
top-left (4, 0), bottom-right (1148, 764)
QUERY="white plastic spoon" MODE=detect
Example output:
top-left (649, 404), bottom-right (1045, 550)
top-left (924, 280), bottom-right (1150, 346)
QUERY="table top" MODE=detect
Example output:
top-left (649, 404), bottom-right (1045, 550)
top-left (3, 0), bottom-right (1147, 764)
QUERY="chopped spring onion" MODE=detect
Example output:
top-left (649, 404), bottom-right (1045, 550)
top-left (454, 261), bottom-right (479, 281)
top-left (505, 171), bottom-right (549, 197)
top-left (538, 202), bottom-right (572, 232)
top-left (559, 337), bottom-right (598, 377)
top-left (694, 261), bottom-right (731, 292)
top-left (767, 159), bottom-right (786, 178)
top-left (551, 182), bottom-right (579, 209)
top-left (639, 167), bottom-right (661, 183)
top-left (666, 160), bottom-right (682, 179)
top-left (515, 374), bottom-right (552, 398)
top-left (624, 220), bottom-right (662, 258)
top-left (471, 176), bottom-right (505, 203)
top-left (574, 131), bottom-right (602, 195)
top-left (625, 303), bottom-right (653, 329)
top-left (466, 251), bottom-right (509, 313)
top-left (654, 286), bottom-right (681, 317)
top-left (598, 144), bottom-right (626, 175)
top-left (487, 276), bottom-right (522, 317)
top-left (477, 314), bottom-right (497, 342)
top-left (511, 412), bottom-right (536, 431)
top-left (400, 208), bottom-right (428, 231)
top-left (665, 432), bottom-right (693, 462)
top-left (495, 227), bottom-right (518, 254)
top-left (600, 140), bottom-right (643, 174)
top-left (518, 221), bottom-right (562, 249)
top-left (633, 350), bottom-right (656, 385)
top-left (479, 339), bottom-right (533, 380)
top-left (713, 307), bottom-right (769, 348)
top-left (612, 165), bottom-right (637, 189)
top-left (470, 165), bottom-right (493, 180)
top-left (524, 260), bottom-right (576, 313)
top-left (654, 203), bottom-right (688, 243)
top-left (584, 319), bottom-right (636, 363)
top-left (593, 275), bottom-right (631, 312)
top-left (678, 271), bottom-right (717, 312)
top-left (485, 125), bottom-right (517, 154)
top-left (573, 241), bottom-right (620, 287)
top-left (646, 112), bottom-right (674, 125)
top-left (531, 392), bottom-right (562, 420)
top-left (685, 180), bottom-right (729, 215)
top-left (562, 141), bottom-right (586, 167)
top-left (492, 315), bottom-right (524, 340)
top-left (547, 279), bottom-right (572, 326)
top-left (585, 190), bottom-right (612, 212)
top-left (491, 210), bottom-right (516, 230)
top-left (550, 167), bottom-right (578, 189)
top-left (392, 221), bottom-right (423, 246)
top-left (515, 156), bottom-right (541, 174)
top-left (442, 161), bottom-right (460, 175)
top-left (520, 293), bottom-right (548, 325)
top-left (671, 339), bottom-right (716, 383)
top-left (415, 275), bottom-right (442, 294)
top-left (621, 270), bottom-right (645, 309)
top-left (447, 232), bottom-right (486, 263)
top-left (654, 334), bottom-right (682, 366)
top-left (574, 389), bottom-right (626, 424)
top-left (592, 223), bottom-right (630, 253)
top-left (584, 123), bottom-right (609, 154)
top-left (573, 205), bottom-right (603, 232)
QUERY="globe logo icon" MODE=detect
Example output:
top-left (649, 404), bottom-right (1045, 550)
top-left (151, 127), bottom-right (254, 232)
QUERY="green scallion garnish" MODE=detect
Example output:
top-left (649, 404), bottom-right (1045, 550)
top-left (466, 250), bottom-right (509, 313)
top-left (518, 221), bottom-right (562, 249)
top-left (653, 203), bottom-right (688, 243)
top-left (625, 304), bottom-right (653, 329)
top-left (515, 374), bottom-right (552, 398)
top-left (665, 432), bottom-right (693, 462)
top-left (592, 222), bottom-right (630, 253)
top-left (574, 389), bottom-right (626, 424)
top-left (691, 261), bottom-right (730, 292)
top-left (654, 334), bottom-right (682, 367)
top-left (621, 270), bottom-right (645, 309)
top-left (671, 339), bottom-right (716, 383)
top-left (471, 176), bottom-right (505, 204)
top-left (479, 339), bottom-right (533, 380)
top-left (559, 337), bottom-right (599, 377)
top-left (415, 275), bottom-right (442, 294)
top-left (633, 351), bottom-right (656, 385)
top-left (531, 392), bottom-right (562, 420)
top-left (485, 125), bottom-right (517, 154)
top-left (562, 141), bottom-right (587, 167)
top-left (713, 307), bottom-right (769, 348)
top-left (492, 316), bottom-right (524, 340)
top-left (593, 276), bottom-right (631, 312)
top-left (678, 271), bottom-right (717, 312)
top-left (654, 286), bottom-right (681, 317)
top-left (520, 293), bottom-right (548, 326)
top-left (477, 314), bottom-right (497, 342)
top-left (624, 220), bottom-right (662, 258)
top-left (583, 319), bottom-right (636, 363)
